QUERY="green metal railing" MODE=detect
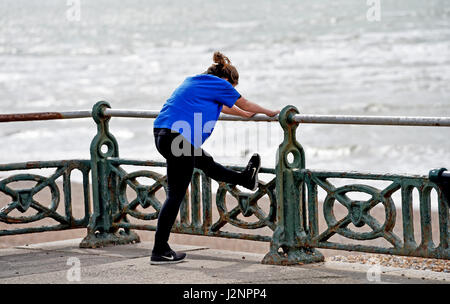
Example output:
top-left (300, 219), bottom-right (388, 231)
top-left (0, 101), bottom-right (449, 265)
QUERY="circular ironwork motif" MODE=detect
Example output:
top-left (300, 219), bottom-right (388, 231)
top-left (323, 184), bottom-right (396, 240)
top-left (118, 170), bottom-right (167, 221)
top-left (0, 174), bottom-right (60, 223)
top-left (215, 180), bottom-right (276, 230)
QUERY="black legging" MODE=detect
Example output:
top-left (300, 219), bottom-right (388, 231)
top-left (152, 128), bottom-right (245, 253)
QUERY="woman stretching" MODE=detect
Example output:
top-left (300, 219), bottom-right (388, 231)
top-left (151, 52), bottom-right (279, 264)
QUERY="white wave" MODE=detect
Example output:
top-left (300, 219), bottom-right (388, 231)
top-left (215, 21), bottom-right (261, 29)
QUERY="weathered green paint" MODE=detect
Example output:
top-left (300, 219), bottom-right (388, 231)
top-left (79, 101), bottom-right (139, 248)
top-left (0, 102), bottom-right (448, 263)
top-left (302, 170), bottom-right (449, 259)
top-left (0, 160), bottom-right (91, 235)
top-left (262, 105), bottom-right (324, 265)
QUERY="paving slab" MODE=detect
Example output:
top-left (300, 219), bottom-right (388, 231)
top-left (0, 239), bottom-right (448, 284)
top-left (15, 238), bottom-right (206, 259)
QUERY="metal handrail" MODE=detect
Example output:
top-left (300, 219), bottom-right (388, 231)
top-left (105, 109), bottom-right (450, 126)
top-left (1, 101), bottom-right (449, 263)
top-left (0, 111), bottom-right (92, 122)
top-left (1, 108), bottom-right (450, 127)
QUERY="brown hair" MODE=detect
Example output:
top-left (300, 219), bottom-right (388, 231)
top-left (205, 51), bottom-right (239, 86)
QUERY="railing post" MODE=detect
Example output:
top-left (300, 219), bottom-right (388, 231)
top-left (429, 168), bottom-right (450, 254)
top-left (80, 101), bottom-right (140, 248)
top-left (262, 105), bottom-right (324, 265)
top-left (429, 168), bottom-right (450, 207)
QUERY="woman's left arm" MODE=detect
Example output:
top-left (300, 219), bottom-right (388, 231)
top-left (221, 105), bottom-right (255, 118)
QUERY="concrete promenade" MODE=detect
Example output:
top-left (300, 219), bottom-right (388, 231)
top-left (0, 238), bottom-right (448, 284)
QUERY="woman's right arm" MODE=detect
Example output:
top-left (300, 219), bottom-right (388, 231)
top-left (221, 104), bottom-right (255, 118)
top-left (234, 97), bottom-right (280, 117)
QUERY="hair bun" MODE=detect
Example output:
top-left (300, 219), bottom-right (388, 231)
top-left (205, 51), bottom-right (239, 85)
top-left (213, 51), bottom-right (231, 66)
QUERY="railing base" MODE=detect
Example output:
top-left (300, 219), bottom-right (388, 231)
top-left (79, 230), bottom-right (140, 248)
top-left (262, 247), bottom-right (324, 265)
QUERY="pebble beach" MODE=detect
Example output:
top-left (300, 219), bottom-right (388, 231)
top-left (329, 254), bottom-right (449, 273)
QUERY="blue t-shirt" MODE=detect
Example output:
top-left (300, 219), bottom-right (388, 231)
top-left (154, 74), bottom-right (241, 147)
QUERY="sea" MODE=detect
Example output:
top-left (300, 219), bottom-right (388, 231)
top-left (1, 0), bottom-right (449, 181)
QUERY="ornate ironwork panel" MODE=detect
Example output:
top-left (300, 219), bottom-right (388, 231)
top-left (107, 158), bottom-right (277, 242)
top-left (302, 170), bottom-right (449, 259)
top-left (0, 160), bottom-right (91, 235)
top-left (1, 101), bottom-right (448, 265)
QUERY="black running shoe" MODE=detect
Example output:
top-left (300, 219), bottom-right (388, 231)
top-left (150, 250), bottom-right (187, 265)
top-left (241, 153), bottom-right (261, 191)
